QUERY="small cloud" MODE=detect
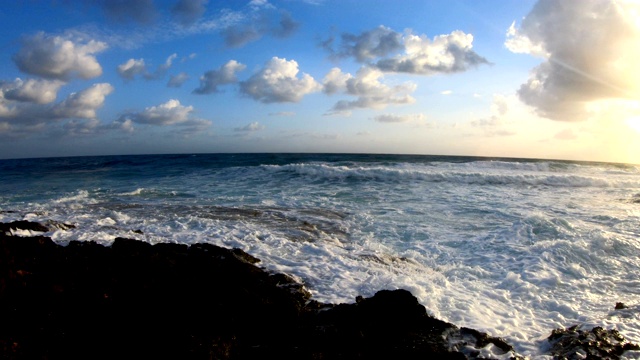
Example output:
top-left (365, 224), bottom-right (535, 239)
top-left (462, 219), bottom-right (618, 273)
top-left (172, 0), bottom-right (209, 26)
top-left (99, 0), bottom-right (158, 24)
top-left (193, 60), bottom-right (246, 94)
top-left (117, 58), bottom-right (147, 80)
top-left (239, 57), bottom-right (320, 103)
top-left (473, 93), bottom-right (482, 98)
top-left (268, 111), bottom-right (295, 116)
top-left (554, 128), bottom-right (578, 140)
top-left (53, 83), bottom-right (114, 119)
top-left (441, 90), bottom-right (453, 95)
top-left (121, 99), bottom-right (193, 126)
top-left (374, 113), bottom-right (426, 123)
top-left (168, 72), bottom-right (190, 88)
top-left (325, 67), bottom-right (416, 112)
top-left (234, 121), bottom-right (265, 132)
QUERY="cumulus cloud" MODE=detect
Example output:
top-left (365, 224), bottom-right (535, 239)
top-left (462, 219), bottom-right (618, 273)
top-left (506, 0), bottom-right (640, 121)
top-left (124, 99), bottom-right (193, 125)
top-left (116, 99), bottom-right (211, 134)
top-left (168, 72), bottom-right (190, 88)
top-left (234, 122), bottom-right (265, 132)
top-left (240, 57), bottom-right (321, 103)
top-left (13, 32), bottom-right (107, 81)
top-left (2, 78), bottom-right (64, 104)
top-left (193, 60), bottom-right (246, 94)
top-left (0, 82), bottom-right (114, 138)
top-left (172, 0), bottom-right (209, 26)
top-left (117, 54), bottom-right (177, 81)
top-left (471, 94), bottom-right (510, 127)
top-left (323, 67), bottom-right (416, 112)
top-left (327, 26), bottom-right (489, 75)
top-left (53, 83), bottom-right (114, 119)
top-left (98, 0), bottom-right (157, 24)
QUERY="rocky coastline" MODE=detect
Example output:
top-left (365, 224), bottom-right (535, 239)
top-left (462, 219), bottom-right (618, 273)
top-left (1, 220), bottom-right (638, 359)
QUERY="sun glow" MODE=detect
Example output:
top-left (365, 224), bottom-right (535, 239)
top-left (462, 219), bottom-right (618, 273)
top-left (626, 116), bottom-right (640, 133)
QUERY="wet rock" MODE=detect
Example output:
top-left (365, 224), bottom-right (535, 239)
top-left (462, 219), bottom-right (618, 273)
top-left (0, 221), bottom-right (49, 234)
top-left (0, 232), bottom-right (522, 359)
top-left (546, 325), bottom-right (640, 359)
top-left (615, 302), bottom-right (628, 310)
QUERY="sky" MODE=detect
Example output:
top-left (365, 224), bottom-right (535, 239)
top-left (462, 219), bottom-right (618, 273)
top-left (0, 0), bottom-right (639, 163)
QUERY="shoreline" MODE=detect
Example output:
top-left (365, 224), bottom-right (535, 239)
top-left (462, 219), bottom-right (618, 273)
top-left (1, 220), bottom-right (638, 359)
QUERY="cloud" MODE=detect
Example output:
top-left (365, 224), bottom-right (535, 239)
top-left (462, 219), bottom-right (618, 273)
top-left (117, 54), bottom-right (177, 81)
top-left (0, 82), bottom-right (114, 138)
top-left (240, 57), bottom-right (321, 103)
top-left (168, 72), bottom-right (190, 88)
top-left (193, 60), bottom-right (246, 94)
top-left (63, 118), bottom-right (101, 136)
top-left (506, 0), bottom-right (640, 121)
top-left (234, 122), bottom-right (265, 132)
top-left (373, 113), bottom-right (426, 123)
top-left (2, 78), bottom-right (64, 104)
top-left (375, 30), bottom-right (490, 74)
top-left (441, 90), bottom-right (452, 95)
top-left (324, 67), bottom-right (416, 112)
top-left (172, 0), bottom-right (209, 26)
top-left (554, 128), bottom-right (578, 140)
top-left (336, 26), bottom-right (403, 62)
top-left (471, 94), bottom-right (510, 127)
top-left (124, 99), bottom-right (193, 125)
top-left (222, 9), bottom-right (300, 48)
top-left (13, 32), bottom-right (107, 81)
top-left (117, 58), bottom-right (146, 80)
top-left (53, 83), bottom-right (114, 119)
top-left (269, 111), bottom-right (295, 116)
top-left (115, 99), bottom-right (211, 134)
top-left (98, 0), bottom-right (157, 24)
top-left (328, 26), bottom-right (489, 75)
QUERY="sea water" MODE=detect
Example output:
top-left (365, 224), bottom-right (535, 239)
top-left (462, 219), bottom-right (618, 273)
top-left (1, 153), bottom-right (639, 358)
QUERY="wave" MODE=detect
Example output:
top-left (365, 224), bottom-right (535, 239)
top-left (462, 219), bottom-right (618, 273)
top-left (262, 163), bottom-right (640, 188)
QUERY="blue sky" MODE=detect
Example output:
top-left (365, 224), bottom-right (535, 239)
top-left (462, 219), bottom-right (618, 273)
top-left (1, 0), bottom-right (639, 163)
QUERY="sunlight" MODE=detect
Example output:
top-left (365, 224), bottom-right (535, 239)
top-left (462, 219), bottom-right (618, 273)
top-left (626, 116), bottom-right (640, 133)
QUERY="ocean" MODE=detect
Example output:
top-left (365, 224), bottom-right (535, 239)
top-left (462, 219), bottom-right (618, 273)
top-left (1, 153), bottom-right (639, 358)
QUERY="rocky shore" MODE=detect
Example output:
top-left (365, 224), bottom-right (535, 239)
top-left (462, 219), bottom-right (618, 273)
top-left (1, 220), bottom-right (638, 359)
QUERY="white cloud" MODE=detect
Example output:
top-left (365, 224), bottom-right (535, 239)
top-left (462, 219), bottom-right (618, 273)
top-left (322, 67), bottom-right (352, 95)
top-left (325, 67), bottom-right (416, 112)
top-left (117, 53), bottom-right (177, 81)
top-left (116, 99), bottom-right (211, 134)
top-left (13, 32), bottom-right (107, 81)
top-left (168, 72), bottom-right (190, 88)
top-left (234, 121), bottom-right (265, 132)
top-left (126, 99), bottom-right (193, 125)
top-left (194, 60), bottom-right (246, 94)
top-left (506, 0), bottom-right (640, 121)
top-left (240, 57), bottom-right (321, 103)
top-left (441, 90), bottom-right (452, 95)
top-left (0, 82), bottom-right (114, 138)
top-left (2, 78), bottom-right (64, 104)
top-left (117, 58), bottom-right (146, 80)
top-left (328, 26), bottom-right (489, 75)
top-left (554, 128), bottom-right (578, 140)
top-left (53, 83), bottom-right (114, 119)
top-left (376, 30), bottom-right (489, 74)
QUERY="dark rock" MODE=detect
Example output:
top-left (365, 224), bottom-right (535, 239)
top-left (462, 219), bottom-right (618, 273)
top-left (0, 221), bottom-right (49, 234)
top-left (615, 302), bottom-right (628, 310)
top-left (0, 233), bottom-right (522, 359)
top-left (546, 325), bottom-right (640, 359)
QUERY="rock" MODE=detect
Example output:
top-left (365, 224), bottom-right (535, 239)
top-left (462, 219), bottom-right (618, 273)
top-left (0, 232), bottom-right (526, 359)
top-left (546, 325), bottom-right (640, 359)
top-left (615, 302), bottom-right (628, 310)
top-left (0, 220), bottom-right (49, 234)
